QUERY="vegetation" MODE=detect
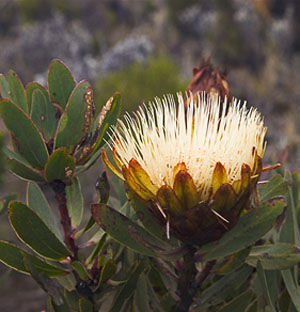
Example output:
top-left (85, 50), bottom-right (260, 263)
top-left (94, 54), bottom-right (187, 114)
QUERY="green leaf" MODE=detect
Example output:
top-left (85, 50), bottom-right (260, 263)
top-left (97, 259), bottom-right (117, 288)
top-left (4, 147), bottom-right (44, 182)
top-left (44, 148), bottom-right (75, 182)
top-left (66, 177), bottom-right (83, 228)
top-left (79, 298), bottom-right (94, 312)
top-left (91, 203), bottom-right (171, 257)
top-left (22, 253), bottom-right (65, 306)
top-left (27, 182), bottom-right (62, 241)
top-left (26, 82), bottom-right (49, 114)
top-left (47, 295), bottom-right (69, 312)
top-left (71, 261), bottom-right (91, 280)
top-left (0, 99), bottom-right (49, 169)
top-left (9, 201), bottom-right (71, 260)
top-left (0, 240), bottom-right (68, 276)
top-left (86, 233), bottom-right (107, 265)
top-left (8, 70), bottom-right (27, 113)
top-left (200, 265), bottom-right (253, 307)
top-left (128, 190), bottom-right (178, 246)
top-left (246, 243), bottom-right (300, 270)
top-left (0, 194), bottom-right (18, 216)
top-left (199, 198), bottom-right (286, 261)
top-left (280, 172), bottom-right (300, 246)
top-left (258, 174), bottom-right (288, 202)
top-left (217, 290), bottom-right (254, 312)
top-left (291, 171), bottom-right (299, 207)
top-left (56, 274), bottom-right (76, 292)
top-left (134, 273), bottom-right (152, 312)
top-left (54, 80), bottom-right (91, 150)
top-left (257, 261), bottom-right (276, 311)
top-left (6, 158), bottom-right (44, 182)
top-left (0, 74), bottom-right (9, 98)
top-left (281, 269), bottom-right (300, 311)
top-left (31, 88), bottom-right (56, 141)
top-left (48, 59), bottom-right (76, 109)
top-left (217, 248), bottom-right (251, 275)
top-left (64, 290), bottom-right (80, 311)
top-left (110, 261), bottom-right (145, 312)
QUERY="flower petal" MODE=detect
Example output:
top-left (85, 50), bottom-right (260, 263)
top-left (122, 165), bottom-right (154, 201)
top-left (240, 163), bottom-right (251, 191)
top-left (212, 162), bottom-right (228, 194)
top-left (173, 162), bottom-right (188, 181)
top-left (101, 148), bottom-right (124, 181)
top-left (211, 183), bottom-right (237, 215)
top-left (173, 170), bottom-right (199, 209)
top-left (156, 185), bottom-right (185, 216)
top-left (128, 159), bottom-right (159, 196)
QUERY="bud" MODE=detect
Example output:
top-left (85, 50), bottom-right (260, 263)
top-left (103, 93), bottom-right (268, 246)
top-left (187, 59), bottom-right (230, 102)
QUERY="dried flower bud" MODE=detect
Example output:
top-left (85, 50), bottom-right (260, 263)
top-left (187, 59), bottom-right (230, 102)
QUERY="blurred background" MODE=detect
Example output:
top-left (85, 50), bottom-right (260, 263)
top-left (0, 0), bottom-right (300, 310)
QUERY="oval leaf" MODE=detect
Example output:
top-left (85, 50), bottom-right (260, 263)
top-left (54, 81), bottom-right (91, 150)
top-left (0, 241), bottom-right (68, 276)
top-left (26, 82), bottom-right (49, 114)
top-left (110, 261), bottom-right (145, 312)
top-left (31, 88), bottom-right (56, 141)
top-left (9, 201), bottom-right (71, 260)
top-left (44, 148), bottom-right (75, 182)
top-left (246, 243), bottom-right (300, 270)
top-left (6, 158), bottom-right (44, 182)
top-left (27, 182), bottom-right (62, 241)
top-left (48, 59), bottom-right (76, 109)
top-left (4, 147), bottom-right (44, 182)
top-left (259, 174), bottom-right (288, 202)
top-left (8, 70), bottom-right (28, 113)
top-left (66, 177), bottom-right (83, 228)
top-left (91, 203), bottom-right (170, 257)
top-left (0, 74), bottom-right (9, 98)
top-left (199, 198), bottom-right (286, 261)
top-left (0, 99), bottom-right (49, 169)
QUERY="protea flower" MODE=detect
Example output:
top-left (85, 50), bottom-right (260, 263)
top-left (103, 93), bottom-right (268, 245)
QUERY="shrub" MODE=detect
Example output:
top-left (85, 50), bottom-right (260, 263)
top-left (94, 54), bottom-right (188, 114)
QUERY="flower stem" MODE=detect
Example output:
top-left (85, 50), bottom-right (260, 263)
top-left (175, 246), bottom-right (197, 312)
top-left (50, 180), bottom-right (78, 260)
top-left (50, 180), bottom-right (96, 309)
top-left (175, 247), bottom-right (216, 312)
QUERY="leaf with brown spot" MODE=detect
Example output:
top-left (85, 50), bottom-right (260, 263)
top-left (54, 81), bottom-right (91, 151)
top-left (91, 203), bottom-right (169, 256)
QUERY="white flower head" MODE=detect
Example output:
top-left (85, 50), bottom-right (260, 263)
top-left (110, 92), bottom-right (267, 201)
